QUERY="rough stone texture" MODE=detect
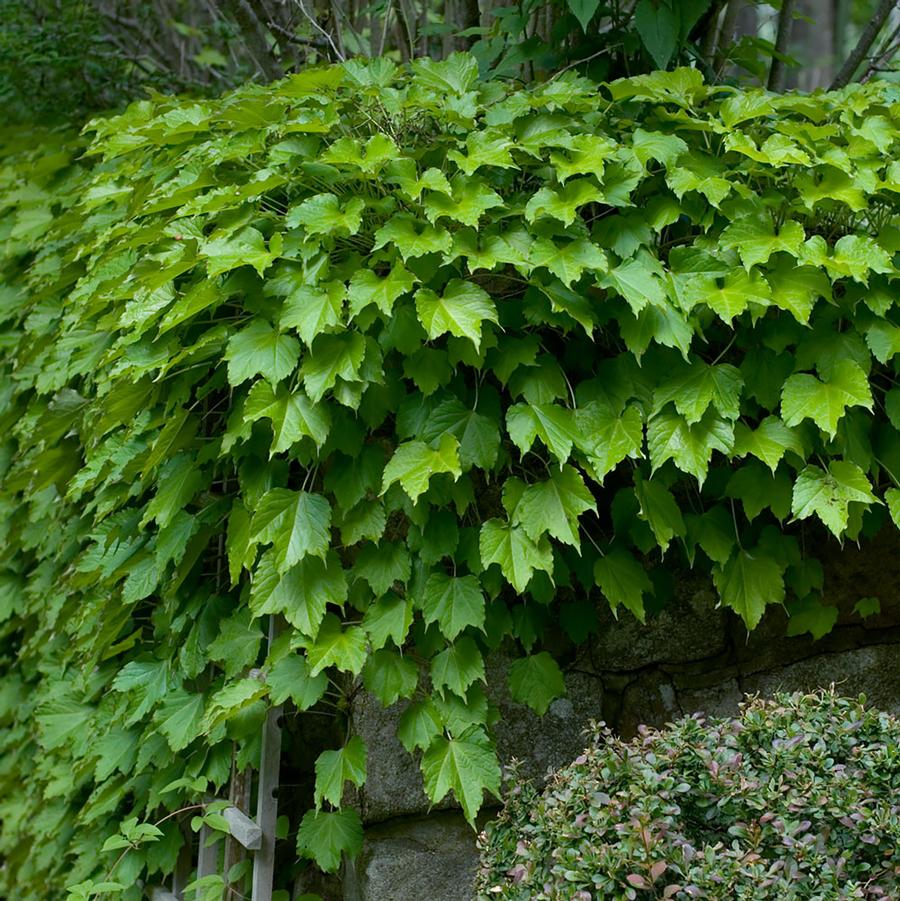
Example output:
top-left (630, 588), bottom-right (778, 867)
top-left (677, 677), bottom-right (743, 720)
top-left (589, 583), bottom-right (728, 672)
top-left (345, 538), bottom-right (900, 900)
top-left (741, 645), bottom-right (900, 715)
top-left (350, 693), bottom-right (440, 824)
top-left (352, 663), bottom-right (606, 824)
top-left (343, 813), bottom-right (479, 901)
top-left (615, 670), bottom-right (682, 738)
top-left (490, 663), bottom-right (604, 784)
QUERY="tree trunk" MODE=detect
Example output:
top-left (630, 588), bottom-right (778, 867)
top-left (768, 0), bottom-right (798, 91)
top-left (461, 0), bottom-right (480, 47)
top-left (790, 0), bottom-right (836, 89)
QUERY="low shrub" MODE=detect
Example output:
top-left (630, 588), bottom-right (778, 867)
top-left (477, 690), bottom-right (900, 900)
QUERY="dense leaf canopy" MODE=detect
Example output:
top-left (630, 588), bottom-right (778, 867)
top-left (1, 57), bottom-right (899, 895)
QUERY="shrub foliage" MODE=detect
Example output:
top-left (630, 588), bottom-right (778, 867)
top-left (1, 57), bottom-right (900, 895)
top-left (477, 690), bottom-right (900, 899)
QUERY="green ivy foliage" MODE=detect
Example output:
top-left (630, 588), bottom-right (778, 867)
top-left (1, 56), bottom-right (900, 895)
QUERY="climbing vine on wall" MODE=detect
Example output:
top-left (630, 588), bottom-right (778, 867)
top-left (1, 56), bottom-right (900, 897)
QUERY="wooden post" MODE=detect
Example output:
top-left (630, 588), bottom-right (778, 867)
top-left (251, 616), bottom-right (284, 901)
top-left (196, 822), bottom-right (220, 880)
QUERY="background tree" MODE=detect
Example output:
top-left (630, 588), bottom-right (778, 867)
top-left (2, 0), bottom-right (898, 123)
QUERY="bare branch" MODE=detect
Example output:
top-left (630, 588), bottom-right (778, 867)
top-left (830, 0), bottom-right (898, 88)
top-left (291, 0), bottom-right (346, 60)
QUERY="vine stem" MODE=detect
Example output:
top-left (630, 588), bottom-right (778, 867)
top-left (103, 803), bottom-right (207, 883)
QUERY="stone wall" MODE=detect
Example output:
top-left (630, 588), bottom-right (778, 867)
top-left (313, 536), bottom-right (900, 901)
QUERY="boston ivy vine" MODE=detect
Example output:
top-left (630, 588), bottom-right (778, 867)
top-left (1, 56), bottom-right (899, 897)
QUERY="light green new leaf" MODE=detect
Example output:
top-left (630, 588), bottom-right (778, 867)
top-left (203, 226), bottom-right (276, 277)
top-left (647, 409), bottom-right (734, 484)
top-left (353, 541), bottom-right (411, 595)
top-left (423, 177), bottom-right (504, 227)
top-left (141, 454), bottom-right (202, 528)
top-left (792, 461), bottom-right (878, 537)
top-left (36, 700), bottom-right (92, 751)
top-left (599, 249), bottom-right (668, 313)
top-left (422, 573), bottom-right (485, 640)
top-left (306, 614), bottom-right (368, 676)
top-left (679, 269), bottom-right (771, 322)
top-left (430, 636), bottom-right (486, 697)
top-left (549, 134), bottom-right (615, 182)
top-left (373, 215), bottom-right (453, 261)
top-left (631, 128), bottom-right (689, 167)
top-left (781, 360), bottom-right (872, 437)
top-left (348, 265), bottom-right (416, 318)
top-left (653, 361), bottom-right (743, 424)
top-left (634, 477), bottom-right (686, 552)
top-left (508, 652), bottom-right (566, 715)
top-left (251, 489), bottom-right (331, 573)
top-left (267, 653), bottom-right (328, 709)
top-left (513, 465), bottom-right (596, 548)
top-left (296, 809), bottom-right (363, 874)
top-left (207, 610), bottom-right (263, 677)
top-left (714, 550), bottom-right (784, 630)
top-left (381, 433), bottom-right (461, 502)
top-left (386, 160), bottom-right (453, 200)
top-left (244, 380), bottom-right (330, 452)
top-left (530, 238), bottom-right (608, 286)
top-left (250, 551), bottom-right (346, 637)
top-left (447, 130), bottom-right (516, 174)
top-left (719, 217), bottom-right (804, 270)
top-left (732, 417), bottom-right (803, 472)
top-left (362, 648), bottom-right (419, 706)
top-left (594, 547), bottom-right (651, 622)
top-left (575, 402), bottom-right (644, 482)
top-left (415, 279), bottom-right (497, 349)
top-left (286, 193), bottom-right (364, 236)
top-left (727, 132), bottom-right (810, 167)
top-left (525, 178), bottom-right (603, 226)
top-left (764, 260), bottom-right (830, 324)
top-left (412, 51), bottom-right (479, 93)
top-left (320, 133), bottom-right (397, 172)
top-left (300, 332), bottom-right (366, 403)
top-left (398, 700), bottom-right (443, 752)
top-left (826, 235), bottom-right (893, 284)
top-left (479, 518), bottom-right (554, 593)
top-left (362, 592), bottom-right (413, 649)
top-left (864, 320), bottom-right (900, 364)
top-left (155, 689), bottom-right (205, 752)
top-left (786, 596), bottom-right (839, 641)
top-left (225, 319), bottom-right (300, 386)
top-left (422, 399), bottom-right (500, 470)
top-left (421, 726), bottom-right (501, 826)
top-left (854, 596), bottom-right (881, 618)
top-left (506, 402), bottom-right (579, 464)
top-left (280, 281), bottom-right (345, 346)
top-left (886, 488), bottom-right (900, 528)
top-left (314, 736), bottom-right (367, 808)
